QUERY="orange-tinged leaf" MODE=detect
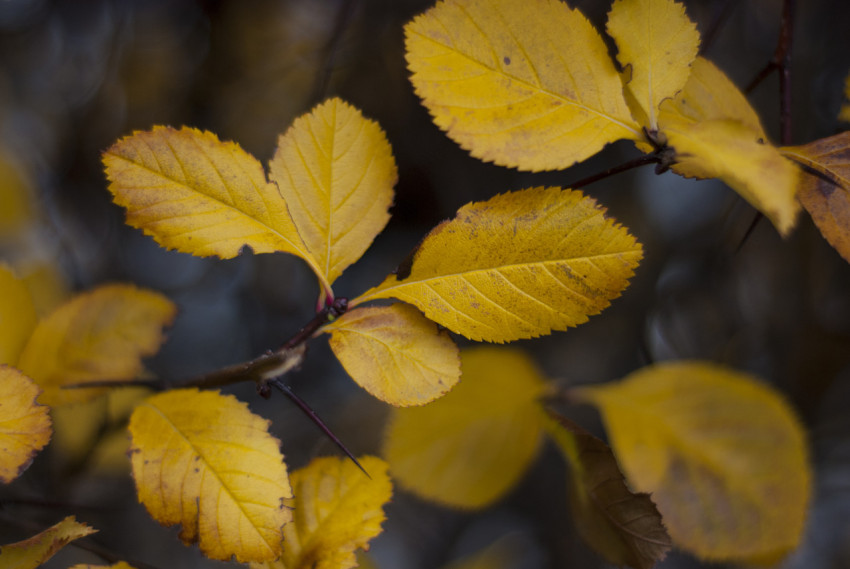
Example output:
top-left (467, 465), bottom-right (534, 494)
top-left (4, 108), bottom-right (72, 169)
top-left (269, 98), bottom-right (397, 285)
top-left (0, 264), bottom-right (37, 366)
top-left (0, 516), bottom-right (96, 569)
top-left (17, 284), bottom-right (176, 407)
top-left (70, 563), bottom-right (138, 569)
top-left (353, 187), bottom-right (642, 343)
top-left (405, 0), bottom-right (641, 172)
top-left (0, 366), bottom-right (51, 483)
top-left (383, 347), bottom-right (547, 508)
top-left (325, 304), bottom-right (460, 406)
top-left (545, 410), bottom-right (670, 569)
top-left (252, 455), bottom-right (392, 569)
top-left (573, 361), bottom-right (811, 561)
top-left (607, 0), bottom-right (699, 130)
top-left (128, 388), bottom-right (291, 563)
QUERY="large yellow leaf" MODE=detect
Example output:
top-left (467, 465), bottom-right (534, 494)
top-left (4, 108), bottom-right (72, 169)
top-left (17, 284), bottom-right (176, 407)
top-left (325, 304), bottom-right (460, 406)
top-left (383, 347), bottom-right (547, 508)
top-left (573, 361), bottom-right (811, 561)
top-left (0, 516), bottom-right (96, 569)
top-left (405, 0), bottom-right (641, 172)
top-left (607, 0), bottom-right (699, 130)
top-left (103, 126), bottom-right (328, 290)
top-left (269, 98), bottom-right (397, 285)
top-left (0, 264), bottom-right (37, 366)
top-left (128, 388), bottom-right (291, 563)
top-left (252, 455), bottom-right (392, 569)
top-left (353, 187), bottom-right (642, 343)
top-left (0, 366), bottom-right (51, 483)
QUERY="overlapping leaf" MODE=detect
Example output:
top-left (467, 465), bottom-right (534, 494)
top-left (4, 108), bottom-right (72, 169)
top-left (0, 366), bottom-right (51, 483)
top-left (0, 516), bottom-right (96, 569)
top-left (0, 264), bottom-right (37, 366)
top-left (128, 388), bottom-right (291, 563)
top-left (383, 347), bottom-right (547, 508)
top-left (353, 187), bottom-right (642, 343)
top-left (269, 98), bottom-right (397, 285)
top-left (573, 361), bottom-right (811, 561)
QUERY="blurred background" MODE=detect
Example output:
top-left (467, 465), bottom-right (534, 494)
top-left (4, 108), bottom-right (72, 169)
top-left (1, 0), bottom-right (850, 567)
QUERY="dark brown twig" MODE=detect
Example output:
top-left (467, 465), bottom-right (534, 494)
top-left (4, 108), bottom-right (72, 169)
top-left (566, 153), bottom-right (662, 189)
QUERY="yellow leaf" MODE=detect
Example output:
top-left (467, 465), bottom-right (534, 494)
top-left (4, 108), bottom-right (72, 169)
top-left (269, 98), bottom-right (397, 285)
top-left (70, 563), bottom-right (138, 569)
top-left (664, 120), bottom-right (800, 235)
top-left (49, 396), bottom-right (107, 464)
top-left (128, 388), bottom-right (291, 563)
top-left (17, 284), bottom-right (176, 407)
top-left (839, 70), bottom-right (850, 123)
top-left (103, 126), bottom-right (329, 291)
top-left (404, 0), bottom-right (641, 172)
top-left (252, 455), bottom-right (392, 569)
top-left (0, 366), bottom-right (51, 483)
top-left (0, 264), bottom-right (37, 366)
top-left (607, 0), bottom-right (699, 130)
top-left (573, 361), bottom-right (811, 561)
top-left (353, 187), bottom-right (642, 343)
top-left (383, 347), bottom-right (547, 508)
top-left (0, 516), bottom-right (96, 569)
top-left (0, 153), bottom-right (35, 240)
top-left (325, 304), bottom-right (460, 406)
top-left (441, 539), bottom-right (518, 569)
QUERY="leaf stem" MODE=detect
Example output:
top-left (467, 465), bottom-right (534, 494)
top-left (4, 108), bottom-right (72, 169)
top-left (566, 153), bottom-right (661, 189)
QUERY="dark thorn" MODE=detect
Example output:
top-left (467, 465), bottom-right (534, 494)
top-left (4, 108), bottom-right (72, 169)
top-left (257, 382), bottom-right (272, 399)
top-left (736, 212), bottom-right (764, 253)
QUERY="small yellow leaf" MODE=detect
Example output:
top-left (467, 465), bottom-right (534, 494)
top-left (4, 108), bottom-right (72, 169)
top-left (70, 563), bottom-right (138, 569)
top-left (252, 455), bottom-right (392, 569)
top-left (383, 347), bottom-right (547, 509)
top-left (573, 361), bottom-right (811, 561)
top-left (269, 98), bottom-right (397, 285)
top-left (0, 516), bottom-right (96, 569)
top-left (353, 187), bottom-right (642, 343)
top-left (128, 389), bottom-right (291, 563)
top-left (0, 366), bottom-right (51, 483)
top-left (0, 264), bottom-right (37, 366)
top-left (607, 0), bottom-right (699, 130)
top-left (325, 304), bottom-right (460, 406)
top-left (839, 70), bottom-right (850, 123)
top-left (405, 0), bottom-right (641, 172)
top-left (17, 284), bottom-right (176, 407)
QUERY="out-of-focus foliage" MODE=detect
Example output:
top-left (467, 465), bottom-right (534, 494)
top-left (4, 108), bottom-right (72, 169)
top-left (0, 516), bottom-right (96, 569)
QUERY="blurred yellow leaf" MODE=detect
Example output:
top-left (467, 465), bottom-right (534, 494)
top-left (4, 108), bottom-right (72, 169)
top-left (607, 0), bottom-right (699, 130)
top-left (0, 516), bottom-right (96, 569)
top-left (353, 188), bottom-right (642, 343)
top-left (0, 153), bottom-right (35, 240)
top-left (128, 388), bottom-right (291, 563)
top-left (17, 261), bottom-right (70, 318)
top-left (545, 410), bottom-right (670, 569)
top-left (252, 455), bottom-right (392, 569)
top-left (839, 71), bottom-right (850, 123)
top-left (269, 98), bottom-right (397, 285)
top-left (404, 0), bottom-right (640, 172)
top-left (70, 563), bottom-right (137, 569)
top-left (0, 264), bottom-right (37, 366)
top-left (573, 361), bottom-right (811, 561)
top-left (0, 366), bottom-right (51, 483)
top-left (441, 539), bottom-right (518, 569)
top-left (383, 347), bottom-right (547, 508)
top-left (17, 284), bottom-right (176, 407)
top-left (325, 304), bottom-right (460, 406)
top-left (49, 396), bottom-right (108, 464)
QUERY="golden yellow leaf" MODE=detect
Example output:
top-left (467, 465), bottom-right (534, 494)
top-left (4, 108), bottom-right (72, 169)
top-left (0, 366), bottom-right (51, 483)
top-left (573, 361), bottom-right (811, 561)
top-left (839, 70), bottom-right (850, 123)
top-left (103, 126), bottom-right (328, 291)
top-left (128, 388), bottom-right (291, 563)
top-left (325, 304), bottom-right (460, 406)
top-left (252, 455), bottom-right (392, 569)
top-left (0, 153), bottom-right (34, 240)
top-left (383, 347), bottom-right (547, 508)
top-left (353, 187), bottom-right (642, 343)
top-left (405, 0), bottom-right (641, 172)
top-left (441, 539), bottom-right (517, 569)
top-left (545, 410), bottom-right (670, 569)
top-left (49, 396), bottom-right (109, 463)
top-left (16, 284), bottom-right (175, 407)
top-left (0, 516), bottom-right (96, 569)
top-left (269, 98), bottom-right (397, 285)
top-left (0, 264), bottom-right (37, 366)
top-left (607, 0), bottom-right (699, 130)
top-left (70, 563), bottom-right (138, 569)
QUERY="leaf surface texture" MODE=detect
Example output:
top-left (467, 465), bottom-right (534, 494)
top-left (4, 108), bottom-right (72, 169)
top-left (0, 366), bottom-right (51, 483)
top-left (0, 516), bottom-right (95, 569)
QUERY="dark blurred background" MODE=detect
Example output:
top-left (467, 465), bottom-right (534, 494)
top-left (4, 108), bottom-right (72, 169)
top-left (2, 0), bottom-right (850, 567)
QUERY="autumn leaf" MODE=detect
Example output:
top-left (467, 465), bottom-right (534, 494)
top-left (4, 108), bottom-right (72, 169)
top-left (545, 410), bottom-right (670, 569)
top-left (16, 284), bottom-right (176, 406)
top-left (573, 361), bottom-right (811, 562)
top-left (0, 366), bottom-right (51, 483)
top-left (441, 539), bottom-right (518, 569)
top-left (70, 563), bottom-right (137, 569)
top-left (405, 0), bottom-right (641, 172)
top-left (252, 455), bottom-right (392, 569)
top-left (0, 264), bottom-right (37, 366)
top-left (269, 98), bottom-right (397, 286)
top-left (353, 187), bottom-right (642, 343)
top-left (324, 304), bottom-right (460, 406)
top-left (0, 516), bottom-right (96, 569)
top-left (383, 347), bottom-right (547, 508)
top-left (840, 70), bottom-right (850, 123)
top-left (128, 388), bottom-right (291, 563)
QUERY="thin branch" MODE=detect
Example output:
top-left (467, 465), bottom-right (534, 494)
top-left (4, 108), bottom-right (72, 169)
top-left (566, 153), bottom-right (662, 189)
top-left (310, 0), bottom-right (358, 104)
top-left (698, 0), bottom-right (738, 56)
